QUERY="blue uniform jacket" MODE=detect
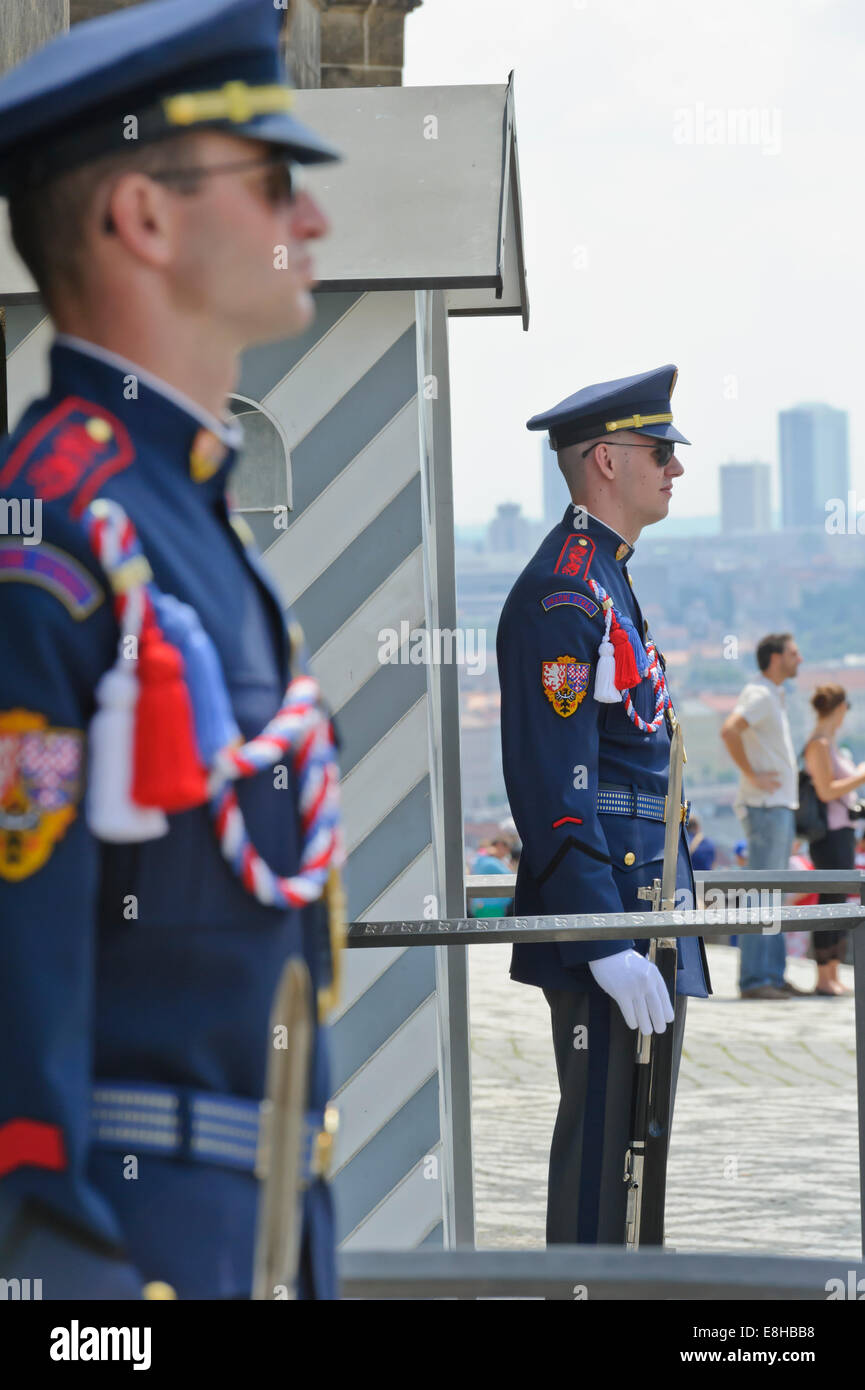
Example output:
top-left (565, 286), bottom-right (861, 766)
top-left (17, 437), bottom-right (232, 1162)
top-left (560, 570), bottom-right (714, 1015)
top-left (497, 507), bottom-right (710, 999)
top-left (0, 340), bottom-right (336, 1299)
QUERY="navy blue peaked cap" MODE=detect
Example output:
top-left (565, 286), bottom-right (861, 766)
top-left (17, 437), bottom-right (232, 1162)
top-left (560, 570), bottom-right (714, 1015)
top-left (527, 365), bottom-right (690, 449)
top-left (0, 0), bottom-right (341, 197)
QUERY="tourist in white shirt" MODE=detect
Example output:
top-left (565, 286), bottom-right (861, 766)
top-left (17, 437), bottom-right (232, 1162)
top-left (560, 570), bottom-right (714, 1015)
top-left (721, 633), bottom-right (804, 999)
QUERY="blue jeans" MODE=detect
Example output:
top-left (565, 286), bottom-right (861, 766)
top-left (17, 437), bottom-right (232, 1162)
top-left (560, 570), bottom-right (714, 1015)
top-left (738, 806), bottom-right (795, 991)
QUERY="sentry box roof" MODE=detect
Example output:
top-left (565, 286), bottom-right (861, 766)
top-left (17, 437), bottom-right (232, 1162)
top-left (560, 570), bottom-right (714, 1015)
top-left (0, 76), bottom-right (529, 328)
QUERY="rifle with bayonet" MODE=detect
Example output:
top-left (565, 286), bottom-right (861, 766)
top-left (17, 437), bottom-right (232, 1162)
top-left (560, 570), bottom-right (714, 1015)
top-left (252, 957), bottom-right (313, 1300)
top-left (623, 716), bottom-right (684, 1249)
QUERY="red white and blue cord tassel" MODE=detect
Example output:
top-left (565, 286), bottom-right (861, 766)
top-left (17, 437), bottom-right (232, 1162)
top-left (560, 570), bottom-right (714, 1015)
top-left (587, 576), bottom-right (672, 733)
top-left (211, 690), bottom-right (344, 908)
top-left (83, 496), bottom-right (344, 909)
top-left (621, 643), bottom-right (670, 733)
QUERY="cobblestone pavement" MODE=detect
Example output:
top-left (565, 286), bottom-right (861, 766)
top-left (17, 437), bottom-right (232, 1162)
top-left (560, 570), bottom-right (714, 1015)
top-left (469, 943), bottom-right (861, 1259)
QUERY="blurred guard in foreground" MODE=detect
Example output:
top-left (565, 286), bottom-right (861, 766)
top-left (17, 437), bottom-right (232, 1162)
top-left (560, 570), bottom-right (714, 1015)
top-left (497, 367), bottom-right (710, 1243)
top-left (0, 0), bottom-right (344, 1298)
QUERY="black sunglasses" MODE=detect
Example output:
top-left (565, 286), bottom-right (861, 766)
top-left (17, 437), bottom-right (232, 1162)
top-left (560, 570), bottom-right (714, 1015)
top-left (103, 154), bottom-right (301, 233)
top-left (581, 439), bottom-right (676, 466)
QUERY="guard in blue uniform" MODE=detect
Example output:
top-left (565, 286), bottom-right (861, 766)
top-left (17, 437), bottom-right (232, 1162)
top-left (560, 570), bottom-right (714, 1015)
top-left (0, 0), bottom-right (344, 1299)
top-left (497, 366), bottom-right (711, 1244)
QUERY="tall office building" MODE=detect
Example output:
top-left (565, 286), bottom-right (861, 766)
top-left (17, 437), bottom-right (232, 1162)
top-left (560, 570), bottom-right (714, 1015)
top-left (487, 502), bottom-right (531, 553)
top-left (719, 462), bottom-right (772, 534)
top-left (779, 403), bottom-right (849, 530)
top-left (542, 438), bottom-right (568, 528)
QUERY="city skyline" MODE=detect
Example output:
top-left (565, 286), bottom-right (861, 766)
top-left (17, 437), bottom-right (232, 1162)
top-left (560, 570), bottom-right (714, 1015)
top-left (404, 0), bottom-right (865, 527)
top-left (463, 400), bottom-right (856, 534)
top-left (462, 394), bottom-right (853, 539)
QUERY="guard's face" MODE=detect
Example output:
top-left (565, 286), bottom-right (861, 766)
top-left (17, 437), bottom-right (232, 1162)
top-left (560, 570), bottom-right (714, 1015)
top-left (616, 431), bottom-right (685, 525)
top-left (160, 132), bottom-right (330, 345)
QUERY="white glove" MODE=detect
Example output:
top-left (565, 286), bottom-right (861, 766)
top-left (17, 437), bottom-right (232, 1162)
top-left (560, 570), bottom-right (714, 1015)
top-left (588, 948), bottom-right (675, 1035)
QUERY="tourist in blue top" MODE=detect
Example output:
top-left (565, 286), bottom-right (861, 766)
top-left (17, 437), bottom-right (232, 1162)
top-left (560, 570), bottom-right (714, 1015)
top-left (470, 836), bottom-right (515, 916)
top-left (687, 815), bottom-right (716, 872)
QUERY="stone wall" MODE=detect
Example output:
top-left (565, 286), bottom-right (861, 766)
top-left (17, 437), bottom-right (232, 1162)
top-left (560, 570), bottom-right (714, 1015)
top-left (321, 0), bottom-right (421, 88)
top-left (66, 0), bottom-right (423, 89)
top-left (1, 0), bottom-right (68, 71)
top-left (1, 0), bottom-right (71, 430)
top-left (285, 0), bottom-right (324, 89)
top-left (69, 0), bottom-right (137, 18)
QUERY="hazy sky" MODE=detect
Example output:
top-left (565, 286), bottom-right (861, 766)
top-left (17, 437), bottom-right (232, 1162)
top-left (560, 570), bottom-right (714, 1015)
top-left (402, 0), bottom-right (865, 527)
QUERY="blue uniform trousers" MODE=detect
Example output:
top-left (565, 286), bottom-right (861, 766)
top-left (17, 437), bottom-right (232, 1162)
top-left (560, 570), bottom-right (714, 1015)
top-left (543, 987), bottom-right (688, 1245)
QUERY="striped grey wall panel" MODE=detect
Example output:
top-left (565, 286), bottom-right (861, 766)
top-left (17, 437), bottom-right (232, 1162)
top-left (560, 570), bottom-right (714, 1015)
top-left (287, 328), bottom-right (418, 513)
top-left (238, 293), bottom-right (364, 400)
top-left (240, 291), bottom-right (452, 1249)
top-left (259, 292), bottom-right (416, 454)
top-left (343, 777), bottom-right (432, 921)
top-left (335, 655), bottom-right (427, 778)
top-left (3, 305), bottom-right (46, 353)
top-left (339, 1141), bottom-right (445, 1251)
top-left (291, 474), bottom-right (422, 655)
top-left (328, 947), bottom-right (437, 1093)
top-left (5, 314), bottom-right (52, 427)
top-left (332, 1075), bottom-right (441, 1245)
top-left (329, 1002), bottom-right (438, 1180)
top-left (342, 718), bottom-right (431, 866)
top-left (329, 847), bottom-right (433, 1026)
top-left (307, 550), bottom-right (427, 715)
top-left (265, 399), bottom-right (420, 605)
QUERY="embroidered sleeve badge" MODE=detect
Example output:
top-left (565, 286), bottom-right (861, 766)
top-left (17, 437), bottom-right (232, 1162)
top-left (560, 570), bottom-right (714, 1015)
top-left (541, 591), bottom-right (599, 617)
top-left (541, 656), bottom-right (591, 718)
top-left (0, 541), bottom-right (102, 620)
top-left (0, 710), bottom-right (83, 880)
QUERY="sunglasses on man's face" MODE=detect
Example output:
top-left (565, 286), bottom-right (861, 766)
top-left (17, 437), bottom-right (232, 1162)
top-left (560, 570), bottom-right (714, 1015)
top-left (103, 154), bottom-right (303, 232)
top-left (580, 439), bottom-right (677, 467)
top-left (253, 157), bottom-right (303, 207)
top-left (151, 154), bottom-right (303, 205)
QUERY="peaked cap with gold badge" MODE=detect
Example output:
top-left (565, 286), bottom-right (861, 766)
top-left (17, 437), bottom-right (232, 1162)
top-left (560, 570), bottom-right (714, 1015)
top-left (527, 364), bottom-right (690, 450)
top-left (0, 0), bottom-right (340, 197)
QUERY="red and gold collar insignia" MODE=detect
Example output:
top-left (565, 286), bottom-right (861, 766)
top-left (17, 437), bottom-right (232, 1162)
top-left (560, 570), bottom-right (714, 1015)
top-left (189, 429), bottom-right (228, 483)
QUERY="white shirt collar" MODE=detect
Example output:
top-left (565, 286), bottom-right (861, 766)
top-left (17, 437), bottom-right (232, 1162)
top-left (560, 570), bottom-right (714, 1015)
top-left (55, 333), bottom-right (244, 450)
top-left (572, 504), bottom-right (633, 552)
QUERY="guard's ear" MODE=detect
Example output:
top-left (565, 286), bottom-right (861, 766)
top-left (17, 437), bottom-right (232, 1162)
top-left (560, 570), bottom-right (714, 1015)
top-left (103, 172), bottom-right (179, 270)
top-left (590, 442), bottom-right (616, 481)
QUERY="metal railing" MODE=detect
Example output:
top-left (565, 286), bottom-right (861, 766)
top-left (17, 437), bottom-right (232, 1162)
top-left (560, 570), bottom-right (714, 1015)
top-left (343, 868), bottom-right (865, 1297)
top-left (339, 1247), bottom-right (865, 1300)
